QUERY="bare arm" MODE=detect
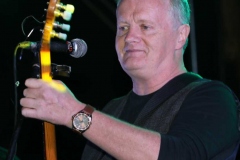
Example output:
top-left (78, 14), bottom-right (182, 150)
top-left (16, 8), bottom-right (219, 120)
top-left (20, 78), bottom-right (161, 160)
top-left (80, 111), bottom-right (160, 160)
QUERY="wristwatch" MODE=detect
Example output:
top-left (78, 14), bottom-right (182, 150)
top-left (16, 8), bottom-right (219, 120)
top-left (72, 104), bottom-right (95, 134)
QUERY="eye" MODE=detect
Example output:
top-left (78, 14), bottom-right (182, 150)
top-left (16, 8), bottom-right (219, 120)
top-left (141, 24), bottom-right (150, 30)
top-left (118, 26), bottom-right (128, 31)
top-left (117, 25), bottom-right (129, 36)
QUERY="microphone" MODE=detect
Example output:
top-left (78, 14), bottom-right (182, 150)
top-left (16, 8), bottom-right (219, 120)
top-left (19, 38), bottom-right (87, 58)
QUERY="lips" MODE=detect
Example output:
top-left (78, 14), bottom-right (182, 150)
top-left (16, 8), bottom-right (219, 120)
top-left (123, 49), bottom-right (145, 60)
top-left (122, 45), bottom-right (146, 58)
top-left (124, 45), bottom-right (146, 54)
top-left (125, 49), bottom-right (143, 53)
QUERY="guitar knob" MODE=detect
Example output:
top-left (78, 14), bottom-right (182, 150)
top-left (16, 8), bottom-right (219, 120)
top-left (57, 32), bottom-right (67, 40)
top-left (64, 4), bottom-right (75, 13)
top-left (57, 3), bottom-right (75, 13)
top-left (51, 31), bottom-right (67, 40)
top-left (53, 22), bottom-right (71, 31)
top-left (62, 11), bottom-right (72, 21)
top-left (54, 10), bottom-right (72, 21)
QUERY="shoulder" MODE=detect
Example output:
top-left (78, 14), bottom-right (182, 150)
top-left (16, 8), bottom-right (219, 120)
top-left (181, 79), bottom-right (239, 119)
top-left (161, 79), bottom-right (240, 159)
top-left (187, 79), bottom-right (237, 103)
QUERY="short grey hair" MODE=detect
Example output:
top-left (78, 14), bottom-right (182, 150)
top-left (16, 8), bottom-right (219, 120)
top-left (116, 0), bottom-right (191, 50)
top-left (170, 0), bottom-right (191, 25)
top-left (169, 0), bottom-right (191, 51)
top-left (116, 0), bottom-right (190, 25)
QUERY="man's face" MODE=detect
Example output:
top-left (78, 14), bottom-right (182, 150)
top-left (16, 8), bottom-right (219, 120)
top-left (115, 0), bottom-right (180, 78)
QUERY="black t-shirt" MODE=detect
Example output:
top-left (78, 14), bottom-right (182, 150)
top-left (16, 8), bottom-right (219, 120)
top-left (118, 73), bottom-right (240, 159)
top-left (159, 75), bottom-right (240, 159)
top-left (119, 73), bottom-right (203, 123)
top-left (82, 72), bottom-right (240, 160)
top-left (119, 91), bottom-right (155, 123)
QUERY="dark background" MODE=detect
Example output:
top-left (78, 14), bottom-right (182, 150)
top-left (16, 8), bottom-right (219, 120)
top-left (0, 0), bottom-right (239, 159)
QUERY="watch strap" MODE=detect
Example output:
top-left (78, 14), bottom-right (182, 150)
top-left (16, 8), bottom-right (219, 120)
top-left (83, 104), bottom-right (95, 115)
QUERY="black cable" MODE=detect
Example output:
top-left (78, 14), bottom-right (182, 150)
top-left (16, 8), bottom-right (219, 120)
top-left (6, 44), bottom-right (23, 160)
top-left (6, 116), bottom-right (23, 160)
top-left (6, 25), bottom-right (39, 159)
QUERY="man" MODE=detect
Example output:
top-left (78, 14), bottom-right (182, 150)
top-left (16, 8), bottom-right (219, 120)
top-left (20, 0), bottom-right (240, 159)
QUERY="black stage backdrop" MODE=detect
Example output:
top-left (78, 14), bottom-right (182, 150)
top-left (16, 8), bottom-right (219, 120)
top-left (0, 0), bottom-right (239, 159)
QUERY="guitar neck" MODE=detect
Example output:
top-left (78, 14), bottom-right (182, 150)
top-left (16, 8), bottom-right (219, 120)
top-left (39, 0), bottom-right (74, 159)
top-left (44, 122), bottom-right (57, 160)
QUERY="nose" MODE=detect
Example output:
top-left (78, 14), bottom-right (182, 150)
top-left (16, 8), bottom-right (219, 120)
top-left (125, 26), bottom-right (141, 43)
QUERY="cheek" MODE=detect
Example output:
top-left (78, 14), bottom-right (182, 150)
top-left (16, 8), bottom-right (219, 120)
top-left (115, 37), bottom-right (125, 56)
top-left (147, 41), bottom-right (166, 63)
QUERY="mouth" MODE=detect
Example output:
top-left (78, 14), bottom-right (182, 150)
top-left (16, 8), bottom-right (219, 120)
top-left (125, 49), bottom-right (144, 54)
top-left (124, 49), bottom-right (144, 54)
top-left (122, 49), bottom-right (145, 60)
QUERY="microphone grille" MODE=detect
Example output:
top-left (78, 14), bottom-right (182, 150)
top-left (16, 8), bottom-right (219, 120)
top-left (70, 38), bottom-right (88, 58)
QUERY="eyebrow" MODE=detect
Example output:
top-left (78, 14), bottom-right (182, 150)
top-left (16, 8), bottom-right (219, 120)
top-left (117, 19), bottom-right (155, 25)
top-left (137, 19), bottom-right (155, 25)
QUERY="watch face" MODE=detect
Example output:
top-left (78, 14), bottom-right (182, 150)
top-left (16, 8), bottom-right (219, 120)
top-left (73, 113), bottom-right (92, 131)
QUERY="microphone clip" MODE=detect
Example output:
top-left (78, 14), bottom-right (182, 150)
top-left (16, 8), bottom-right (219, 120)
top-left (51, 63), bottom-right (71, 77)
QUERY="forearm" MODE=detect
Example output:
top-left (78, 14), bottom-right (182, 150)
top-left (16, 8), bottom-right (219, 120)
top-left (82, 110), bottom-right (161, 160)
top-left (20, 78), bottom-right (161, 159)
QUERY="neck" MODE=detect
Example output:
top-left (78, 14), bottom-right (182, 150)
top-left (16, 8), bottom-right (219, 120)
top-left (131, 66), bottom-right (187, 95)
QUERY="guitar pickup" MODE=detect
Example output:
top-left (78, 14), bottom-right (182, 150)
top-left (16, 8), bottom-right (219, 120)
top-left (51, 63), bottom-right (71, 77)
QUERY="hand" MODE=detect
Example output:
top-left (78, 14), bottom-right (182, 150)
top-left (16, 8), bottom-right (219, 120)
top-left (20, 78), bottom-right (85, 127)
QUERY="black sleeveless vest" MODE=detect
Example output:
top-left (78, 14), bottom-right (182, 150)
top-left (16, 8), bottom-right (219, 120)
top-left (81, 74), bottom-right (209, 160)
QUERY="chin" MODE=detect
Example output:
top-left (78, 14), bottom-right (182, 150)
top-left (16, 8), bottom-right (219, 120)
top-left (121, 58), bottom-right (145, 68)
top-left (122, 64), bottom-right (145, 75)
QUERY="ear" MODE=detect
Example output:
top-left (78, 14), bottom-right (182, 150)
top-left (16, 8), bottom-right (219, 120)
top-left (175, 24), bottom-right (190, 50)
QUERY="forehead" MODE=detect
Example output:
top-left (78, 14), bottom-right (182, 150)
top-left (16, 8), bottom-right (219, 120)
top-left (116, 0), bottom-right (171, 22)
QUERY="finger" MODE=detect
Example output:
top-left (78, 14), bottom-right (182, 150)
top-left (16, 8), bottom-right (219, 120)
top-left (25, 78), bottom-right (43, 88)
top-left (20, 97), bottom-right (38, 109)
top-left (26, 78), bottom-right (67, 93)
top-left (21, 107), bottom-right (38, 119)
top-left (23, 88), bottom-right (39, 98)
